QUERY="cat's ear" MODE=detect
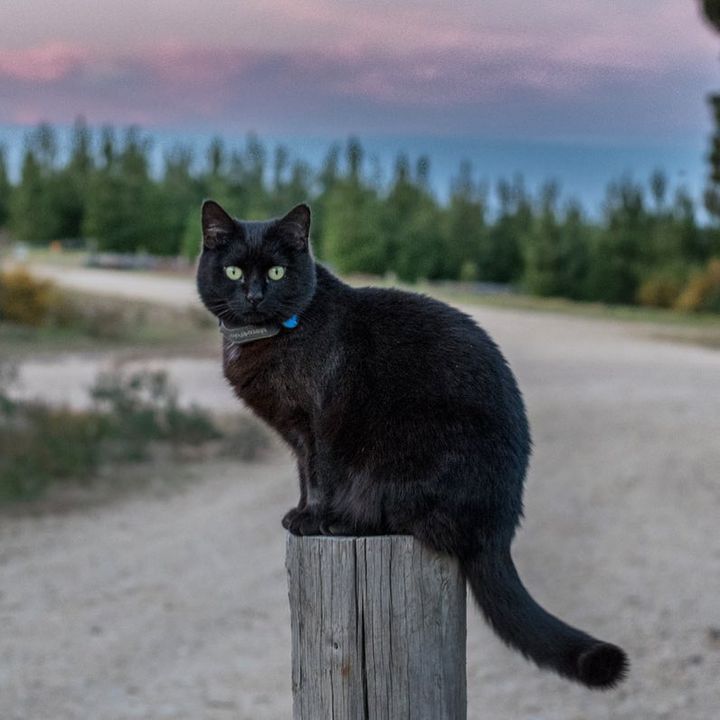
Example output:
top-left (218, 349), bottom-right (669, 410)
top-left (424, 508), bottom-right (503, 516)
top-left (202, 200), bottom-right (235, 250)
top-left (277, 203), bottom-right (311, 251)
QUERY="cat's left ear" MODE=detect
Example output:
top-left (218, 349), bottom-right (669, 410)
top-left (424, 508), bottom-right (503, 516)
top-left (277, 204), bottom-right (311, 251)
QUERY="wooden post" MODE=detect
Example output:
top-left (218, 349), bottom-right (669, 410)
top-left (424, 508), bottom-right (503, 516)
top-left (286, 534), bottom-right (467, 720)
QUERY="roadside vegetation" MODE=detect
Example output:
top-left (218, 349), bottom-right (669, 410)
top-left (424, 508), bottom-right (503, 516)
top-left (424, 281), bottom-right (720, 350)
top-left (0, 366), bottom-right (269, 503)
top-left (0, 266), bottom-right (215, 359)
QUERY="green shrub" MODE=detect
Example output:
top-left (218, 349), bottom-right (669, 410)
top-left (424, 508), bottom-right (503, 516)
top-left (675, 258), bottom-right (720, 313)
top-left (0, 404), bottom-right (104, 500)
top-left (89, 369), bottom-right (222, 460)
top-left (0, 267), bottom-right (54, 326)
top-left (0, 368), bottom-right (257, 502)
top-left (0, 363), bottom-right (16, 415)
top-left (47, 291), bottom-right (138, 339)
top-left (0, 363), bottom-right (104, 500)
top-left (636, 272), bottom-right (685, 309)
top-left (459, 260), bottom-right (479, 283)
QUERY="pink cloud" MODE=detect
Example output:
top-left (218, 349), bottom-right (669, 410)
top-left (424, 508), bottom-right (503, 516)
top-left (241, 0), bottom-right (713, 76)
top-left (140, 42), bottom-right (258, 85)
top-left (0, 34), bottom-right (714, 140)
top-left (0, 41), bottom-right (87, 82)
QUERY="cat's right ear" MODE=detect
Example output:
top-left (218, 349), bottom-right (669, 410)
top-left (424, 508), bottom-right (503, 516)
top-left (277, 204), bottom-right (311, 251)
top-left (201, 200), bottom-right (235, 250)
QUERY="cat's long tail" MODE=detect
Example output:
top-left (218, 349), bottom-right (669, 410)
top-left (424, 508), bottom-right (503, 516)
top-left (461, 545), bottom-right (628, 689)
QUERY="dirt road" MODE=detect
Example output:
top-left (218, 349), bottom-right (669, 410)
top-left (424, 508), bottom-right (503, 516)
top-left (1, 266), bottom-right (719, 719)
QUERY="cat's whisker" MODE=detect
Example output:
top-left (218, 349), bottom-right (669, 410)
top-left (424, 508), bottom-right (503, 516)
top-left (205, 299), bottom-right (235, 322)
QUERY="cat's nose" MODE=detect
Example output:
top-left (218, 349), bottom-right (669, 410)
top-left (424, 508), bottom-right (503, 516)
top-left (247, 288), bottom-right (263, 306)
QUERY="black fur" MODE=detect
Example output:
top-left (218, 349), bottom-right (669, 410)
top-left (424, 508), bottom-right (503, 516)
top-left (196, 200), bottom-right (629, 689)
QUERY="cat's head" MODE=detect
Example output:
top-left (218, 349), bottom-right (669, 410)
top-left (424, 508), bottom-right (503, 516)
top-left (196, 201), bottom-right (317, 326)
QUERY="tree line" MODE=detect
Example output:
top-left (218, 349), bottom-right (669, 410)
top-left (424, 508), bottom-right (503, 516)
top-left (1, 120), bottom-right (719, 310)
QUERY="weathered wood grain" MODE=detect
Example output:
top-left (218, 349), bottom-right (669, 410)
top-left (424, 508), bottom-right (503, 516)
top-left (286, 534), bottom-right (467, 720)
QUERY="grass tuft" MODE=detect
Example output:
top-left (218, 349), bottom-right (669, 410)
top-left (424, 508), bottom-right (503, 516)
top-left (0, 367), bottom-right (268, 503)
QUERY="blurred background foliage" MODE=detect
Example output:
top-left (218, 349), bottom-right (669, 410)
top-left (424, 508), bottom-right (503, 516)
top-left (2, 119), bottom-right (720, 313)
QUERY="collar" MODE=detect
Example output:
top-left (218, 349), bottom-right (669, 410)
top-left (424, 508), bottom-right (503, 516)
top-left (219, 314), bottom-right (299, 346)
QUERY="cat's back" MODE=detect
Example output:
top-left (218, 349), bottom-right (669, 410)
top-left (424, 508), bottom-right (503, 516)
top-left (349, 285), bottom-right (496, 359)
top-left (343, 284), bottom-right (517, 405)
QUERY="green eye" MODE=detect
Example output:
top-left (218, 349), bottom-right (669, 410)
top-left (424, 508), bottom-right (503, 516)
top-left (225, 266), bottom-right (243, 281)
top-left (268, 266), bottom-right (286, 281)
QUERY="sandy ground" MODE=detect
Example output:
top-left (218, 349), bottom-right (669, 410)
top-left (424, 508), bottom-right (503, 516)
top-left (1, 266), bottom-right (720, 719)
top-left (26, 264), bottom-right (200, 307)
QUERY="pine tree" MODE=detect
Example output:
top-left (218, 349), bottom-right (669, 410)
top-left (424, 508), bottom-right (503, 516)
top-left (483, 177), bottom-right (531, 282)
top-left (672, 188), bottom-right (707, 263)
top-left (267, 146), bottom-right (312, 216)
top-left (586, 178), bottom-right (647, 304)
top-left (285, 160), bottom-right (312, 208)
top-left (558, 202), bottom-right (593, 299)
top-left (240, 133), bottom-right (269, 218)
top-left (311, 144), bottom-right (341, 257)
top-left (54, 117), bottom-right (94, 239)
top-left (0, 145), bottom-right (11, 229)
top-left (84, 127), bottom-right (167, 253)
top-left (161, 144), bottom-right (202, 256)
top-left (10, 146), bottom-right (45, 241)
top-left (83, 126), bottom-right (118, 248)
top-left (215, 134), bottom-right (269, 218)
top-left (322, 185), bottom-right (385, 274)
top-left (523, 185), bottom-right (591, 300)
top-left (9, 124), bottom-right (66, 242)
top-left (442, 161), bottom-right (488, 280)
top-left (181, 207), bottom-right (203, 261)
top-left (200, 136), bottom-right (234, 210)
top-left (523, 182), bottom-right (563, 296)
top-left (272, 145), bottom-right (289, 201)
top-left (701, 0), bottom-right (720, 31)
top-left (700, 1), bottom-right (720, 221)
top-left (322, 140), bottom-right (387, 274)
top-left (381, 154), bottom-right (443, 282)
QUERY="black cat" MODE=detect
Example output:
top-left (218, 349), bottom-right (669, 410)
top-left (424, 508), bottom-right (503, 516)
top-left (196, 200), bottom-right (629, 689)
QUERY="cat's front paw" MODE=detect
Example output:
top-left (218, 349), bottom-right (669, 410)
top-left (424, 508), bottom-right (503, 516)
top-left (283, 506), bottom-right (325, 536)
top-left (282, 506), bottom-right (302, 530)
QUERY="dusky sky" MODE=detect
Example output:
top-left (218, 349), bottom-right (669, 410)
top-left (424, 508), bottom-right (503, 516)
top-left (0, 1), bottom-right (716, 142)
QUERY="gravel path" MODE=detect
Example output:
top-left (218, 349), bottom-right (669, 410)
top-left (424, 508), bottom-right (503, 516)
top-left (1, 266), bottom-right (719, 719)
